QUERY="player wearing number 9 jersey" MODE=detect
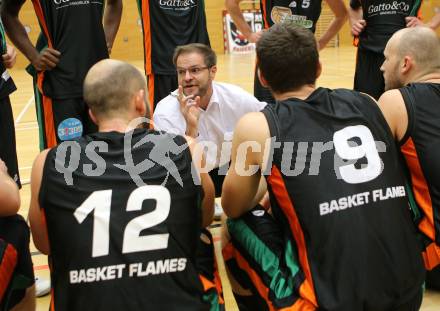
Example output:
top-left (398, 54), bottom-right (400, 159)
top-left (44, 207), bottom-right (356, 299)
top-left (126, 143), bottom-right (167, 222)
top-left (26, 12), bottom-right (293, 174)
top-left (28, 59), bottom-right (219, 311)
top-left (221, 23), bottom-right (425, 310)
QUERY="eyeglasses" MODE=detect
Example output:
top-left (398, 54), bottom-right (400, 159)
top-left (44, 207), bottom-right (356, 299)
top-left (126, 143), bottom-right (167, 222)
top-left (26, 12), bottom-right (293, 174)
top-left (176, 66), bottom-right (210, 77)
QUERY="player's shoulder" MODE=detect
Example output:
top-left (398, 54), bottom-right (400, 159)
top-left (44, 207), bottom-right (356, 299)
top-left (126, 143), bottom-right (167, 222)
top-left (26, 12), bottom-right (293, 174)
top-left (332, 87), bottom-right (371, 99)
top-left (376, 89), bottom-right (405, 113)
top-left (234, 111), bottom-right (269, 140)
top-left (329, 87), bottom-right (380, 108)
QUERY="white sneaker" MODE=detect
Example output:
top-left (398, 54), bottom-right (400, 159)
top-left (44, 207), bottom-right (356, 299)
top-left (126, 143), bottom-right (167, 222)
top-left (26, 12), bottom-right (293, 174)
top-left (214, 202), bottom-right (223, 220)
top-left (35, 277), bottom-right (50, 297)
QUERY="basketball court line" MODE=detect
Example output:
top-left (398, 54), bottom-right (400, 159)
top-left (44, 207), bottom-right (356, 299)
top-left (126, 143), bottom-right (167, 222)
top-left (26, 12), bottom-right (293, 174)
top-left (14, 95), bottom-right (34, 125)
top-left (14, 95), bottom-right (36, 185)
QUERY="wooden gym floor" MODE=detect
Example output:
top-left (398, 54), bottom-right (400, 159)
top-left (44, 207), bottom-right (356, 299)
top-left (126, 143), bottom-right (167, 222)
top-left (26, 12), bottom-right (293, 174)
top-left (8, 47), bottom-right (440, 310)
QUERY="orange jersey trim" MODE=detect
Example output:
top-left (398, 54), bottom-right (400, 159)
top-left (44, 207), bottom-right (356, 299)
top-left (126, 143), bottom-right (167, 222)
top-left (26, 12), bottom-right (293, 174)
top-left (199, 274), bottom-right (225, 305)
top-left (260, 0), bottom-right (270, 29)
top-left (31, 0), bottom-right (53, 47)
top-left (147, 73), bottom-right (155, 120)
top-left (267, 166), bottom-right (318, 307)
top-left (401, 138), bottom-right (434, 239)
top-left (353, 36), bottom-right (359, 47)
top-left (41, 96), bottom-right (57, 148)
top-left (141, 0), bottom-right (153, 75)
top-left (401, 138), bottom-right (440, 269)
top-left (223, 242), bottom-right (315, 310)
top-left (423, 242), bottom-right (440, 270)
top-left (50, 288), bottom-right (55, 311)
top-left (0, 243), bottom-right (18, 299)
top-left (223, 242), bottom-right (277, 311)
top-left (417, 0), bottom-right (423, 18)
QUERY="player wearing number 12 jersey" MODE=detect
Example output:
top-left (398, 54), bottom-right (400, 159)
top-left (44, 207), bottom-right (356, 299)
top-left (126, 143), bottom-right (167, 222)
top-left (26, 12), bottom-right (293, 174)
top-left (221, 23), bottom-right (424, 310)
top-left (29, 60), bottom-right (220, 311)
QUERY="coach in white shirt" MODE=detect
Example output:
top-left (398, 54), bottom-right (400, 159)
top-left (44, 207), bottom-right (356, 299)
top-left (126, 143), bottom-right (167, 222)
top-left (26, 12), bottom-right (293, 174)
top-left (153, 43), bottom-right (266, 196)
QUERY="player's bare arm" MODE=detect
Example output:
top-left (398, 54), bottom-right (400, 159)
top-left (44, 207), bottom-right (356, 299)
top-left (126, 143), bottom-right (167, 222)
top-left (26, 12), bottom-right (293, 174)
top-left (222, 112), bottom-right (270, 218)
top-left (318, 0), bottom-right (347, 50)
top-left (225, 0), bottom-right (263, 43)
top-left (29, 149), bottom-right (51, 255)
top-left (427, 12), bottom-right (440, 29)
top-left (348, 2), bottom-right (366, 36)
top-left (0, 159), bottom-right (20, 217)
top-left (186, 136), bottom-right (215, 227)
top-left (103, 0), bottom-right (123, 55)
top-left (377, 89), bottom-right (408, 142)
top-left (406, 12), bottom-right (440, 29)
top-left (1, 0), bottom-right (60, 71)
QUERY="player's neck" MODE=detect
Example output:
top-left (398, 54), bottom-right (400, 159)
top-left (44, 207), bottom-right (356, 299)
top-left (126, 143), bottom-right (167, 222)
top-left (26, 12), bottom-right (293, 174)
top-left (411, 72), bottom-right (440, 84)
top-left (273, 84), bottom-right (316, 101)
top-left (98, 118), bottom-right (134, 133)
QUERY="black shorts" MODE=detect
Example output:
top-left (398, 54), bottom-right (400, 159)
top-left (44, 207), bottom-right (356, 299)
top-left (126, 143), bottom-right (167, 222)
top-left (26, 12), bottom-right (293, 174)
top-left (208, 163), bottom-right (229, 197)
top-left (34, 90), bottom-right (97, 148)
top-left (224, 207), bottom-right (424, 311)
top-left (148, 73), bottom-right (178, 111)
top-left (0, 215), bottom-right (34, 310)
top-left (0, 96), bottom-right (21, 187)
top-left (353, 48), bottom-right (385, 100)
top-left (253, 70), bottom-right (276, 105)
top-left (222, 205), bottom-right (312, 310)
top-left (426, 265), bottom-right (440, 291)
top-left (196, 229), bottom-right (225, 310)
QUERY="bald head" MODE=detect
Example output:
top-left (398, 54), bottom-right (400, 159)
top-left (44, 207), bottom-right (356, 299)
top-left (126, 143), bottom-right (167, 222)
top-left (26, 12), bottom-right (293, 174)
top-left (389, 27), bottom-right (440, 71)
top-left (84, 59), bottom-right (149, 120)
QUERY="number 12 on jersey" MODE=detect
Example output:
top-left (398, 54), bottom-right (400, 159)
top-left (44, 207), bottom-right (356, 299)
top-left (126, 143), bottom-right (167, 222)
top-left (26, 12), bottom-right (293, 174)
top-left (74, 185), bottom-right (171, 258)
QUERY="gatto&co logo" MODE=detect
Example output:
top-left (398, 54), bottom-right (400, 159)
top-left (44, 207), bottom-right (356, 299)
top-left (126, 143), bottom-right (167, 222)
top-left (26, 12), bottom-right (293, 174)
top-left (159, 0), bottom-right (197, 10)
top-left (367, 1), bottom-right (410, 14)
top-left (53, 0), bottom-right (103, 7)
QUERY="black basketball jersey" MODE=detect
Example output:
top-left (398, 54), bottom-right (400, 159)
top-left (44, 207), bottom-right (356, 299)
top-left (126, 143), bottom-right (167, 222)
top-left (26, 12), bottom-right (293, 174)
top-left (350, 0), bottom-right (422, 53)
top-left (31, 0), bottom-right (108, 99)
top-left (0, 18), bottom-right (16, 99)
top-left (39, 130), bottom-right (209, 310)
top-left (137, 0), bottom-right (210, 75)
top-left (399, 83), bottom-right (440, 269)
top-left (260, 0), bottom-right (322, 33)
top-left (262, 88), bottom-right (424, 310)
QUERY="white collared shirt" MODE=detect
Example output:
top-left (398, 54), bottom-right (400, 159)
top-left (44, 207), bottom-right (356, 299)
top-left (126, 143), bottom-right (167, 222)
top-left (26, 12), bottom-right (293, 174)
top-left (153, 81), bottom-right (266, 168)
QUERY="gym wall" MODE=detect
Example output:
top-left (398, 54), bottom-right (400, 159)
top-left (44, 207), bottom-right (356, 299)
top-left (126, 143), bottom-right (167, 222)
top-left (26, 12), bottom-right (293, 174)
top-left (8, 0), bottom-right (440, 69)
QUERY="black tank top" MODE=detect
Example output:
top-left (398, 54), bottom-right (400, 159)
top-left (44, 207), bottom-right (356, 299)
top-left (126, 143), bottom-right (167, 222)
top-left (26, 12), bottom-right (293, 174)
top-left (262, 88), bottom-right (424, 310)
top-left (32, 0), bottom-right (108, 99)
top-left (40, 130), bottom-right (209, 310)
top-left (260, 0), bottom-right (322, 33)
top-left (138, 0), bottom-right (210, 75)
top-left (400, 83), bottom-right (440, 247)
top-left (350, 0), bottom-right (422, 53)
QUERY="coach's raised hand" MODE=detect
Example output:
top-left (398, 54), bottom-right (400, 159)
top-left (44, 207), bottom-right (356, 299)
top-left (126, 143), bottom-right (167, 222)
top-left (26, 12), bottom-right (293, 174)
top-left (178, 85), bottom-right (201, 138)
